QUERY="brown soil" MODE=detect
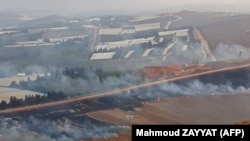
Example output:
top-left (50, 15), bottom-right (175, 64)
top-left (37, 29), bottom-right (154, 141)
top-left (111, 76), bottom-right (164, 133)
top-left (140, 64), bottom-right (202, 81)
top-left (140, 58), bottom-right (250, 81)
top-left (87, 93), bottom-right (250, 141)
top-left (236, 121), bottom-right (250, 125)
top-left (87, 94), bottom-right (250, 125)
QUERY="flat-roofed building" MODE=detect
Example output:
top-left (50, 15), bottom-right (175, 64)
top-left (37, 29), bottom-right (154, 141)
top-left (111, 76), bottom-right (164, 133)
top-left (142, 48), bottom-right (154, 57)
top-left (98, 28), bottom-right (122, 35)
top-left (49, 35), bottom-right (86, 42)
top-left (176, 29), bottom-right (189, 37)
top-left (129, 15), bottom-right (160, 22)
top-left (158, 31), bottom-right (176, 36)
top-left (128, 37), bottom-right (156, 45)
top-left (16, 73), bottom-right (26, 77)
top-left (95, 37), bottom-right (156, 51)
top-left (158, 28), bottom-right (190, 42)
top-left (90, 52), bottom-right (116, 60)
top-left (124, 50), bottom-right (135, 59)
top-left (134, 23), bottom-right (160, 31)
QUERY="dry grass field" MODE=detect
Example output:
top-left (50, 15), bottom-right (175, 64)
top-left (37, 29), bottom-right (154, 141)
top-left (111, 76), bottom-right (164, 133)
top-left (0, 87), bottom-right (45, 103)
top-left (87, 93), bottom-right (250, 125)
top-left (87, 93), bottom-right (250, 141)
top-left (0, 75), bottom-right (38, 87)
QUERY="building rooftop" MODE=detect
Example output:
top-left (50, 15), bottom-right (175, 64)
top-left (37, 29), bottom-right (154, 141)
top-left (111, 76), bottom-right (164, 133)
top-left (90, 52), bottom-right (116, 60)
top-left (124, 50), bottom-right (135, 59)
top-left (142, 48), bottom-right (154, 57)
top-left (98, 28), bottom-right (122, 35)
top-left (158, 29), bottom-right (189, 37)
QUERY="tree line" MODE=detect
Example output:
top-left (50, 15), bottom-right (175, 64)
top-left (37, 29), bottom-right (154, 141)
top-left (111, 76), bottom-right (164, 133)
top-left (0, 91), bottom-right (66, 110)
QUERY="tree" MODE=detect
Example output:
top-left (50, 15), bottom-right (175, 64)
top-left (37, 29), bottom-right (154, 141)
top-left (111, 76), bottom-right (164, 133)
top-left (10, 80), bottom-right (17, 88)
top-left (0, 100), bottom-right (7, 109)
top-left (44, 38), bottom-right (51, 43)
top-left (9, 96), bottom-right (23, 107)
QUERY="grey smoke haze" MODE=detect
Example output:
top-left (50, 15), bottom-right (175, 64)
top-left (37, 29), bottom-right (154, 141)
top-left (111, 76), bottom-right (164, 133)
top-left (47, 72), bottom-right (143, 95)
top-left (0, 116), bottom-right (120, 141)
top-left (3, 41), bottom-right (250, 95)
top-left (0, 0), bottom-right (250, 16)
top-left (2, 40), bottom-right (250, 140)
top-left (168, 40), bottom-right (206, 64)
top-left (214, 43), bottom-right (250, 60)
top-left (2, 72), bottom-right (250, 140)
top-left (0, 62), bottom-right (18, 77)
top-left (158, 79), bottom-right (250, 96)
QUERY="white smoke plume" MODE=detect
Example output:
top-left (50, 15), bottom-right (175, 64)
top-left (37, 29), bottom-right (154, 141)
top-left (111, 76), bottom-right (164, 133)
top-left (158, 79), bottom-right (250, 96)
top-left (0, 62), bottom-right (19, 78)
top-left (0, 116), bottom-right (120, 141)
top-left (214, 43), bottom-right (250, 60)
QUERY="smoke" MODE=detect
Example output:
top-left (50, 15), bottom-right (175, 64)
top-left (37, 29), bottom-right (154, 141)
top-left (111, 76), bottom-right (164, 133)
top-left (0, 116), bottom-right (120, 141)
top-left (168, 40), bottom-right (206, 64)
top-left (4, 40), bottom-right (250, 97)
top-left (0, 62), bottom-right (18, 78)
top-left (166, 40), bottom-right (250, 65)
top-left (213, 43), bottom-right (250, 60)
top-left (23, 69), bottom-right (143, 95)
top-left (1, 60), bottom-right (250, 140)
top-left (25, 64), bottom-right (47, 74)
top-left (2, 77), bottom-right (250, 141)
top-left (158, 79), bottom-right (250, 96)
top-left (2, 37), bottom-right (250, 98)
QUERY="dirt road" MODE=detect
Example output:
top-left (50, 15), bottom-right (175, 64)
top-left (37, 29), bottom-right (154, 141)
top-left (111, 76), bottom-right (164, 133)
top-left (193, 28), bottom-right (216, 61)
top-left (165, 15), bottom-right (183, 30)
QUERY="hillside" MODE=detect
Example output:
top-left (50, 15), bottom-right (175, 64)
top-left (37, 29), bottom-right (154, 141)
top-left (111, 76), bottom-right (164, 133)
top-left (170, 11), bottom-right (250, 50)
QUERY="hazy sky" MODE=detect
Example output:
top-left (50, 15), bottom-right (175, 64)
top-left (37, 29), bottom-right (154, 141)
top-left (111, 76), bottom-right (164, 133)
top-left (0, 0), bottom-right (250, 15)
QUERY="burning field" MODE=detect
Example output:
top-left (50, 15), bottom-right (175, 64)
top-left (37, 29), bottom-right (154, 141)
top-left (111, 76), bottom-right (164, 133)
top-left (0, 87), bottom-right (45, 103)
top-left (86, 93), bottom-right (250, 141)
top-left (87, 93), bottom-right (250, 125)
top-left (1, 64), bottom-right (250, 141)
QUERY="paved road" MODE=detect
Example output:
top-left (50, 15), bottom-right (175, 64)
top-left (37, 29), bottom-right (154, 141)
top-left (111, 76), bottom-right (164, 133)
top-left (1, 62), bottom-right (250, 114)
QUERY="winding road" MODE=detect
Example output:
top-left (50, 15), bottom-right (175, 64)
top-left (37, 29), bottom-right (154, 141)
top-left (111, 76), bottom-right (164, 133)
top-left (165, 15), bottom-right (183, 30)
top-left (193, 28), bottom-right (217, 62)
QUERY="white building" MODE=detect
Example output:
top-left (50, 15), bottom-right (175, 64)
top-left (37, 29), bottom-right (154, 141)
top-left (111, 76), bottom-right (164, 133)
top-left (16, 73), bottom-right (26, 77)
top-left (90, 52), bottom-right (116, 60)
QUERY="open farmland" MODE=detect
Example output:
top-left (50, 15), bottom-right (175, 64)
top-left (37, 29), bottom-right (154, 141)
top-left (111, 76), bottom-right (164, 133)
top-left (129, 15), bottom-right (160, 22)
top-left (87, 93), bottom-right (250, 141)
top-left (197, 15), bottom-right (250, 49)
top-left (87, 93), bottom-right (250, 125)
top-left (0, 75), bottom-right (38, 87)
top-left (98, 23), bottom-right (160, 36)
top-left (1, 60), bottom-right (250, 140)
top-left (169, 11), bottom-right (250, 50)
top-left (0, 87), bottom-right (45, 103)
top-left (1, 8), bottom-right (250, 141)
top-left (129, 14), bottom-right (176, 25)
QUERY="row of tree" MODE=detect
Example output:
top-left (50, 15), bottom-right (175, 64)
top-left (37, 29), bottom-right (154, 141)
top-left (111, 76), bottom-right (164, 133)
top-left (0, 91), bottom-right (66, 110)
